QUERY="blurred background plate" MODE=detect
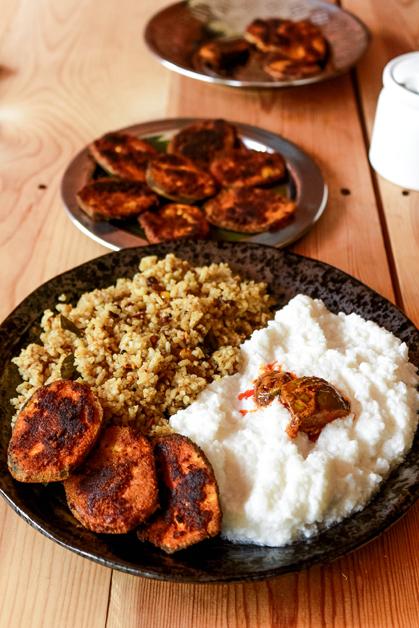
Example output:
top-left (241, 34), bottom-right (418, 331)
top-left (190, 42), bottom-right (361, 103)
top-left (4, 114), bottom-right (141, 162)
top-left (61, 118), bottom-right (327, 251)
top-left (144, 0), bottom-right (369, 88)
top-left (0, 241), bottom-right (418, 582)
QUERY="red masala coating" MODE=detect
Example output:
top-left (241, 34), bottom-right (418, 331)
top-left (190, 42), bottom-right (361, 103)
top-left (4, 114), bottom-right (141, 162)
top-left (138, 203), bottom-right (209, 243)
top-left (89, 132), bottom-right (157, 181)
top-left (146, 153), bottom-right (217, 202)
top-left (64, 426), bottom-right (159, 533)
top-left (8, 380), bottom-right (103, 483)
top-left (210, 148), bottom-right (286, 188)
top-left (168, 119), bottom-right (240, 168)
top-left (77, 178), bottom-right (159, 221)
top-left (137, 434), bottom-right (221, 553)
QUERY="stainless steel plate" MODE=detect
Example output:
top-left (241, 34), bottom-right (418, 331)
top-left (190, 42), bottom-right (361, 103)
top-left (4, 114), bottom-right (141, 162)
top-left (61, 118), bottom-right (327, 251)
top-left (144, 1), bottom-right (370, 88)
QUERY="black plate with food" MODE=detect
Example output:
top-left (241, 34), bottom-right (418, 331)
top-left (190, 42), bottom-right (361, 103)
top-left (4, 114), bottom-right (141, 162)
top-left (0, 241), bottom-right (417, 582)
top-left (144, 1), bottom-right (369, 88)
top-left (61, 118), bottom-right (327, 251)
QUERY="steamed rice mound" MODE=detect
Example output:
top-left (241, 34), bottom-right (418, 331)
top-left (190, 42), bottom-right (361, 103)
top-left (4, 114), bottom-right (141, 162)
top-left (11, 254), bottom-right (273, 433)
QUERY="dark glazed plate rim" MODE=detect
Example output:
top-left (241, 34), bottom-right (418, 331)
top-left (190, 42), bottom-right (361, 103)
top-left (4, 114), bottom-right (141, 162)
top-left (61, 118), bottom-right (327, 251)
top-left (0, 241), bottom-right (417, 583)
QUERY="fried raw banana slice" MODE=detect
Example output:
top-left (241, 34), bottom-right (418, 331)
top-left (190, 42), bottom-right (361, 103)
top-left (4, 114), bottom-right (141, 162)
top-left (146, 154), bottom-right (217, 203)
top-left (64, 426), bottom-right (159, 533)
top-left (89, 132), bottom-right (157, 181)
top-left (264, 57), bottom-right (322, 80)
top-left (8, 380), bottom-right (103, 483)
top-left (210, 148), bottom-right (286, 188)
top-left (76, 178), bottom-right (159, 221)
top-left (196, 38), bottom-right (250, 72)
top-left (245, 18), bottom-right (328, 63)
top-left (138, 203), bottom-right (209, 243)
top-left (168, 119), bottom-right (240, 168)
top-left (137, 434), bottom-right (221, 553)
top-left (204, 187), bottom-right (296, 233)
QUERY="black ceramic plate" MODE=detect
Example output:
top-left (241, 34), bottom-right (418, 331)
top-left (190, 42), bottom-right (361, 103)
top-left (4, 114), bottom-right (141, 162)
top-left (0, 241), bottom-right (418, 583)
top-left (61, 118), bottom-right (327, 251)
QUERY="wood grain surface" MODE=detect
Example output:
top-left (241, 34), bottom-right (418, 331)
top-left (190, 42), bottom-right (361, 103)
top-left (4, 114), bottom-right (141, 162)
top-left (0, 1), bottom-right (418, 627)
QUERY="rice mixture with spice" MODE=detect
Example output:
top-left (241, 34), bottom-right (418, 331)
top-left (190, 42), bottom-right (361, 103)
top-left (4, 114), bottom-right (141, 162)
top-left (11, 254), bottom-right (273, 433)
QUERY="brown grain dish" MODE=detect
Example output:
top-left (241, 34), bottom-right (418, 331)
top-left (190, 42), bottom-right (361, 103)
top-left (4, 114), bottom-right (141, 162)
top-left (204, 187), bottom-right (296, 233)
top-left (210, 148), bottom-right (286, 188)
top-left (64, 426), bottom-right (159, 533)
top-left (168, 119), bottom-right (240, 168)
top-left (137, 434), bottom-right (222, 553)
top-left (138, 203), bottom-right (209, 243)
top-left (264, 57), bottom-right (323, 80)
top-left (89, 132), bottom-right (157, 181)
top-left (76, 178), bottom-right (159, 221)
top-left (245, 18), bottom-right (328, 63)
top-left (146, 153), bottom-right (217, 203)
top-left (196, 38), bottom-right (250, 73)
top-left (8, 380), bottom-right (103, 483)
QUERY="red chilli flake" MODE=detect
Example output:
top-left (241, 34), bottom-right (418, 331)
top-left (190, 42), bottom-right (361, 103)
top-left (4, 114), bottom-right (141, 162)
top-left (237, 388), bottom-right (254, 401)
top-left (239, 409), bottom-right (248, 416)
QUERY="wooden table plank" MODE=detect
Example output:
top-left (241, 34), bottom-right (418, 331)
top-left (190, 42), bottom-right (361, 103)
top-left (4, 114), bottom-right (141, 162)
top-left (342, 0), bottom-right (419, 325)
top-left (0, 502), bottom-right (111, 628)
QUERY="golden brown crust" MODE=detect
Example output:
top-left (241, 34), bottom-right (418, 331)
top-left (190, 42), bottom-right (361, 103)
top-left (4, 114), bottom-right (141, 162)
top-left (89, 132), bottom-right (157, 181)
top-left (168, 119), bottom-right (240, 168)
top-left (138, 203), bottom-right (209, 243)
top-left (210, 148), bottom-right (286, 188)
top-left (264, 57), bottom-right (322, 80)
top-left (64, 426), bottom-right (159, 533)
top-left (137, 434), bottom-right (222, 553)
top-left (196, 38), bottom-right (250, 73)
top-left (76, 178), bottom-right (159, 221)
top-left (146, 154), bottom-right (217, 203)
top-left (245, 18), bottom-right (328, 63)
top-left (8, 380), bottom-right (103, 483)
top-left (204, 187), bottom-right (296, 233)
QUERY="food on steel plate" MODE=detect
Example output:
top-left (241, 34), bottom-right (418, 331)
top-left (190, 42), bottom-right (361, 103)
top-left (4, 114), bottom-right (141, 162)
top-left (8, 380), bottom-right (103, 483)
top-left (245, 18), bottom-right (328, 63)
top-left (210, 147), bottom-right (286, 188)
top-left (204, 187), bottom-right (296, 233)
top-left (168, 119), bottom-right (241, 168)
top-left (138, 203), bottom-right (209, 243)
top-left (89, 132), bottom-right (157, 181)
top-left (76, 178), bottom-right (159, 220)
top-left (146, 153), bottom-right (217, 203)
top-left (64, 426), bottom-right (159, 533)
top-left (137, 434), bottom-right (221, 553)
top-left (196, 38), bottom-right (251, 73)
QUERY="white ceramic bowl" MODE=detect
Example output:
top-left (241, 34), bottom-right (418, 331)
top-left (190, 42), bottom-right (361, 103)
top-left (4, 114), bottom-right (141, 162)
top-left (369, 51), bottom-right (419, 190)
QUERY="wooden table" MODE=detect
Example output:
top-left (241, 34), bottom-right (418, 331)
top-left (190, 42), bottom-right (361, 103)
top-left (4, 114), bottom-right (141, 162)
top-left (1, 1), bottom-right (418, 626)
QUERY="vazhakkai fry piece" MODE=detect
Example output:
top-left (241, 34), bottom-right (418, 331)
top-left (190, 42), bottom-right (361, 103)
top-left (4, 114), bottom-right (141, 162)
top-left (138, 203), bottom-right (209, 243)
top-left (245, 18), bottom-right (328, 63)
top-left (168, 119), bottom-right (240, 168)
top-left (196, 38), bottom-right (250, 72)
top-left (264, 57), bottom-right (323, 81)
top-left (89, 132), bottom-right (157, 181)
top-left (280, 376), bottom-right (351, 441)
top-left (8, 380), bottom-right (103, 483)
top-left (210, 148), bottom-right (286, 188)
top-left (77, 178), bottom-right (159, 221)
top-left (204, 187), bottom-right (296, 233)
top-left (137, 434), bottom-right (221, 553)
top-left (64, 426), bottom-right (159, 533)
top-left (146, 153), bottom-right (217, 203)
